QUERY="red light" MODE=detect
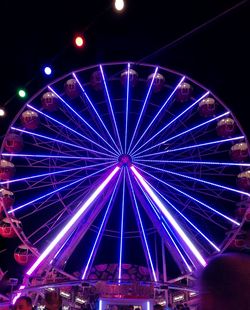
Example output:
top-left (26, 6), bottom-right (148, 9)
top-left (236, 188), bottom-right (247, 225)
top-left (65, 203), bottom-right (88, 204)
top-left (74, 35), bottom-right (85, 48)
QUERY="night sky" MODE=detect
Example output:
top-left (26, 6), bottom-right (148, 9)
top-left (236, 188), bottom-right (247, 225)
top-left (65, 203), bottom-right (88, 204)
top-left (0, 0), bottom-right (250, 282)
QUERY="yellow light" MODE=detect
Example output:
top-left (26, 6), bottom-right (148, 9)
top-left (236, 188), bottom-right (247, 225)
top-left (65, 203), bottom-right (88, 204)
top-left (114, 0), bottom-right (124, 11)
top-left (0, 107), bottom-right (6, 117)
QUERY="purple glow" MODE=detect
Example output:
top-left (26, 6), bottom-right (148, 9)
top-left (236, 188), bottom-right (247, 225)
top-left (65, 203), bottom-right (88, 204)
top-left (27, 104), bottom-right (117, 156)
top-left (72, 72), bottom-right (121, 155)
top-left (26, 166), bottom-right (120, 276)
top-left (135, 165), bottom-right (240, 226)
top-left (9, 164), bottom-right (115, 214)
top-left (130, 165), bottom-right (207, 267)
top-left (133, 111), bottom-right (230, 156)
top-left (129, 76), bottom-right (185, 154)
top-left (11, 127), bottom-right (112, 157)
top-left (164, 136), bottom-right (244, 154)
top-left (124, 63), bottom-right (130, 153)
top-left (48, 85), bottom-right (118, 154)
top-left (136, 179), bottom-right (193, 272)
top-left (1, 153), bottom-right (116, 161)
top-left (1, 162), bottom-right (114, 186)
top-left (135, 135), bottom-right (244, 158)
top-left (136, 161), bottom-right (250, 198)
top-left (118, 170), bottom-right (126, 281)
top-left (127, 168), bottom-right (157, 281)
top-left (81, 170), bottom-right (122, 279)
top-left (131, 91), bottom-right (209, 156)
top-left (127, 67), bottom-right (159, 153)
top-left (12, 285), bottom-right (25, 304)
top-left (135, 158), bottom-right (250, 168)
top-left (150, 184), bottom-right (220, 252)
top-left (99, 65), bottom-right (123, 153)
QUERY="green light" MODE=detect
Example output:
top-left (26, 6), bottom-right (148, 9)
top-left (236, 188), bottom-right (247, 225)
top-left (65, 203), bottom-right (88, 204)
top-left (18, 89), bottom-right (27, 99)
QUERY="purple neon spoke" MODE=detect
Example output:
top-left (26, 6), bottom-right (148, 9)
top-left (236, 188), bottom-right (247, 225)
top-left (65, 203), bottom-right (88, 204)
top-left (131, 91), bottom-right (209, 156)
top-left (11, 127), bottom-right (112, 158)
top-left (126, 168), bottom-right (157, 281)
top-left (135, 158), bottom-right (250, 168)
top-left (27, 104), bottom-right (117, 156)
top-left (26, 166), bottom-right (120, 276)
top-left (135, 165), bottom-right (240, 226)
top-left (132, 111), bottom-right (230, 157)
top-left (99, 65), bottom-right (123, 153)
top-left (148, 183), bottom-right (220, 252)
top-left (127, 67), bottom-right (159, 154)
top-left (130, 165), bottom-right (207, 267)
top-left (48, 86), bottom-right (119, 155)
top-left (135, 177), bottom-right (193, 272)
top-left (134, 135), bottom-right (244, 158)
top-left (81, 169), bottom-right (122, 280)
top-left (124, 63), bottom-right (130, 153)
top-left (0, 161), bottom-right (115, 186)
top-left (136, 161), bottom-right (250, 198)
top-left (129, 76), bottom-right (185, 154)
top-left (1, 153), bottom-right (116, 161)
top-left (9, 163), bottom-right (116, 214)
top-left (72, 72), bottom-right (121, 154)
top-left (118, 169), bottom-right (126, 281)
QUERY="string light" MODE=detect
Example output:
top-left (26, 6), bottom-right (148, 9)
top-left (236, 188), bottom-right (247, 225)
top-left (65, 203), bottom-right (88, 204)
top-left (114, 0), bottom-right (124, 11)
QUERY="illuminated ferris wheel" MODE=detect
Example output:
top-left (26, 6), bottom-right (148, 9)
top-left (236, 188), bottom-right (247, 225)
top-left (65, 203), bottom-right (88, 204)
top-left (1, 62), bottom-right (250, 290)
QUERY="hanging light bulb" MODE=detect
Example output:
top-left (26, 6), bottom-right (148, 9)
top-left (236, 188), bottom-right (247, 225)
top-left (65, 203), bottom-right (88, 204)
top-left (0, 107), bottom-right (6, 117)
top-left (114, 0), bottom-right (124, 11)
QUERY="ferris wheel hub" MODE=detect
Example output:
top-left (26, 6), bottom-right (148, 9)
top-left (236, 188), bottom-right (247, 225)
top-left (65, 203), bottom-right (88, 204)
top-left (118, 154), bottom-right (132, 166)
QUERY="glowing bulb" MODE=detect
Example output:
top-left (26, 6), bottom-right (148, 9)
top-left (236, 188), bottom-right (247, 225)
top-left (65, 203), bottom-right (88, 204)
top-left (17, 89), bottom-right (27, 99)
top-left (44, 66), bottom-right (52, 75)
top-left (0, 107), bottom-right (6, 117)
top-left (114, 0), bottom-right (124, 11)
top-left (74, 35), bottom-right (85, 48)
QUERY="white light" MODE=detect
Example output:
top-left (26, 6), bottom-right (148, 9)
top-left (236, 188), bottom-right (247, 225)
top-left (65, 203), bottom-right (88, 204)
top-left (173, 295), bottom-right (184, 302)
top-left (60, 291), bottom-right (71, 299)
top-left (0, 107), bottom-right (6, 117)
top-left (44, 66), bottom-right (52, 75)
top-left (115, 0), bottom-right (124, 11)
top-left (75, 297), bottom-right (86, 304)
top-left (99, 299), bottom-right (103, 310)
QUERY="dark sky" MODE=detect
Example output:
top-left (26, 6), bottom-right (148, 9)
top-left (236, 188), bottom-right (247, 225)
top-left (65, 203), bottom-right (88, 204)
top-left (0, 0), bottom-right (250, 281)
top-left (0, 0), bottom-right (250, 136)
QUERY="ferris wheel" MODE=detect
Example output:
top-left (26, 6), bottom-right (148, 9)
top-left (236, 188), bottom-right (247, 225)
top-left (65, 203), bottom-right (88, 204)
top-left (1, 62), bottom-right (250, 288)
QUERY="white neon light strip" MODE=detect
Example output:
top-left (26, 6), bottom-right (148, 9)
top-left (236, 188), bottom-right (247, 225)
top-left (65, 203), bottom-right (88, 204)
top-left (26, 166), bottom-right (120, 276)
top-left (130, 165), bottom-right (207, 267)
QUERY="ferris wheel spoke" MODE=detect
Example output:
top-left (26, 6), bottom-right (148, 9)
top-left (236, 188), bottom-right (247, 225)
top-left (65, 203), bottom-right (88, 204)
top-left (8, 163), bottom-right (116, 214)
top-left (72, 72), bottom-right (121, 155)
top-left (131, 91), bottom-right (209, 157)
top-left (118, 169), bottom-right (126, 281)
top-left (140, 185), bottom-right (201, 272)
top-left (126, 168), bottom-right (158, 281)
top-left (135, 161), bottom-right (250, 199)
top-left (48, 86), bottom-right (118, 155)
top-left (99, 65), bottom-right (123, 154)
top-left (130, 165), bottom-right (207, 267)
top-left (81, 169), bottom-right (122, 280)
top-left (26, 165), bottom-right (120, 276)
top-left (129, 76), bottom-right (185, 155)
top-left (0, 161), bottom-right (115, 186)
top-left (134, 159), bottom-right (250, 168)
top-left (26, 104), bottom-right (117, 156)
top-left (132, 111), bottom-right (230, 157)
top-left (134, 135), bottom-right (244, 159)
top-left (11, 127), bottom-right (113, 158)
top-left (127, 67), bottom-right (159, 154)
top-left (27, 209), bottom-right (68, 245)
top-left (134, 165), bottom-right (240, 226)
top-left (124, 63), bottom-right (130, 153)
top-left (148, 182), bottom-right (220, 252)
